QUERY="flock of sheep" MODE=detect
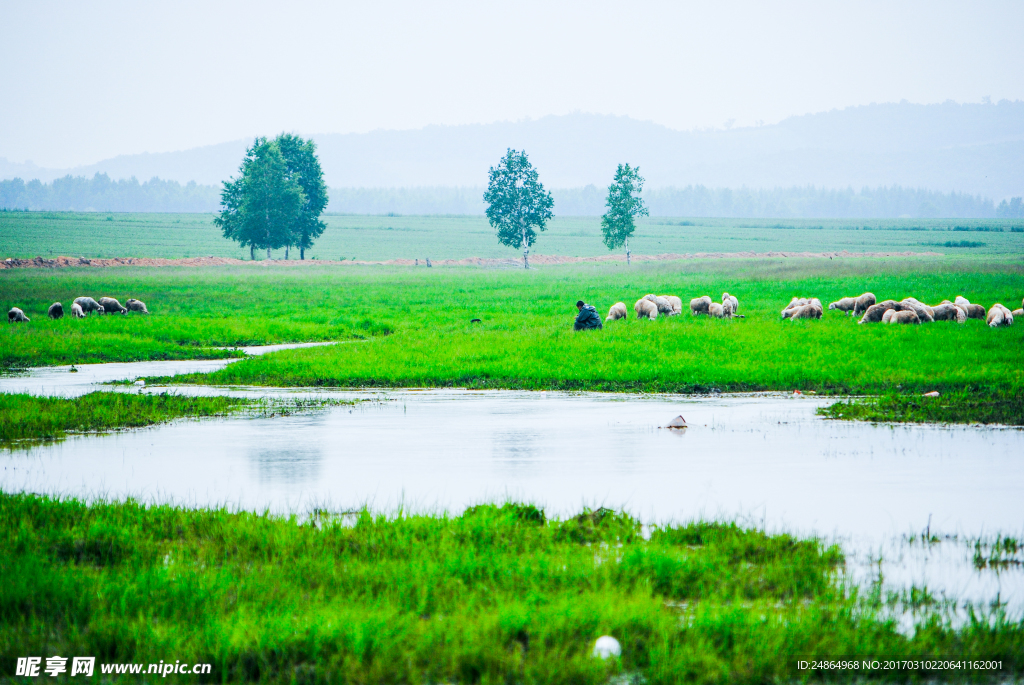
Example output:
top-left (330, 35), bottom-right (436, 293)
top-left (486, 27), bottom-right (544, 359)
top-left (7, 296), bottom-right (149, 322)
top-left (605, 293), bottom-right (744, 321)
top-left (821, 292), bottom-right (1019, 327)
top-left (601, 291), bottom-right (1020, 327)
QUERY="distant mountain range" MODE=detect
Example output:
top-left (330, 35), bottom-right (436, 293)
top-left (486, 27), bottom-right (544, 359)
top-left (2, 101), bottom-right (1022, 199)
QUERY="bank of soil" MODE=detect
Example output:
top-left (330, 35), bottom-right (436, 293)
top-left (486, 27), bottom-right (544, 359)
top-left (1, 250), bottom-right (944, 270)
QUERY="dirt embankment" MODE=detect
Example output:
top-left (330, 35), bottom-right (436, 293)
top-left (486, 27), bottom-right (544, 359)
top-left (1, 250), bottom-right (944, 271)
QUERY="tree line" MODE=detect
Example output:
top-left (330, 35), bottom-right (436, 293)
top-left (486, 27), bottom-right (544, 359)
top-left (3, 174), bottom-right (1018, 220)
top-left (0, 174), bottom-right (220, 212)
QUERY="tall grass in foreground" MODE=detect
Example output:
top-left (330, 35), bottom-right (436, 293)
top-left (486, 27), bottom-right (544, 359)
top-left (0, 495), bottom-right (1021, 683)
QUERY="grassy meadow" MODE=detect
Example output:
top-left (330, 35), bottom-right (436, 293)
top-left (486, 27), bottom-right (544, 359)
top-left (2, 211), bottom-right (1024, 261)
top-left (2, 493), bottom-right (1021, 683)
top-left (2, 259), bottom-right (1022, 398)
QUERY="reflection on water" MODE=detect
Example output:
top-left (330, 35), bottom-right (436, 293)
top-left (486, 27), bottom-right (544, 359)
top-left (1, 366), bottom-right (1022, 623)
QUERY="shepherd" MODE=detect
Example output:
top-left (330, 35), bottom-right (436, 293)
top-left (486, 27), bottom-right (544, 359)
top-left (574, 300), bottom-right (603, 331)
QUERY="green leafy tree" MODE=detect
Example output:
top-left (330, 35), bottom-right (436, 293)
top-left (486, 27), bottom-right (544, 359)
top-left (601, 164), bottom-right (648, 265)
top-left (216, 136), bottom-right (326, 260)
top-left (276, 134), bottom-right (328, 260)
top-left (483, 149), bottom-right (554, 269)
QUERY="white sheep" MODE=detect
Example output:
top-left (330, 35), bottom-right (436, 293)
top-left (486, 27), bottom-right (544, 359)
top-left (690, 296), bottom-right (712, 315)
top-left (900, 298), bottom-right (934, 323)
top-left (74, 296), bottom-right (104, 315)
top-left (606, 302), bottom-right (627, 322)
top-left (722, 292), bottom-right (739, 314)
top-left (126, 298), bottom-right (149, 314)
top-left (828, 297), bottom-right (857, 314)
top-left (71, 303), bottom-right (85, 318)
top-left (7, 307), bottom-right (29, 322)
top-left (887, 310), bottom-right (921, 324)
top-left (660, 295), bottom-right (683, 315)
top-left (987, 303), bottom-right (1014, 327)
top-left (708, 302), bottom-right (725, 318)
top-left (931, 303), bottom-right (966, 324)
top-left (853, 292), bottom-right (876, 316)
top-left (788, 303), bottom-right (823, 320)
top-left (634, 298), bottom-right (658, 320)
top-left (644, 294), bottom-right (674, 315)
top-left (99, 297), bottom-right (127, 314)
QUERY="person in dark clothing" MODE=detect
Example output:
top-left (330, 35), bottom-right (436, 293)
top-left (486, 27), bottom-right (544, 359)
top-left (574, 300), bottom-right (603, 330)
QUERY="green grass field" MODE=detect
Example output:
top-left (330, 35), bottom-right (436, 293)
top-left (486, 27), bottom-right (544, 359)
top-left (2, 494), bottom-right (1020, 684)
top-left (2, 211), bottom-right (1023, 261)
top-left (2, 259), bottom-right (1022, 398)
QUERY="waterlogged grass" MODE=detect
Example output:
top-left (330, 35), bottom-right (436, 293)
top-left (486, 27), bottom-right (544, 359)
top-left (0, 392), bottom-right (352, 447)
top-left (818, 391), bottom-right (1024, 425)
top-left (1, 495), bottom-right (1021, 683)
top-left (3, 260), bottom-right (1022, 396)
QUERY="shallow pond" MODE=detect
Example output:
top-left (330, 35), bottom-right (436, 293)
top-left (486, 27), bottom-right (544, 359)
top-left (2, 355), bottom-right (1022, 622)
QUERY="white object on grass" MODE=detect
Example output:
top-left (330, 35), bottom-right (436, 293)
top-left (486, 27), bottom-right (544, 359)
top-left (592, 635), bottom-right (621, 659)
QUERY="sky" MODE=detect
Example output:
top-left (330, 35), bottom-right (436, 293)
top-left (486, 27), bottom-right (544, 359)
top-left (2, 0), bottom-right (1023, 169)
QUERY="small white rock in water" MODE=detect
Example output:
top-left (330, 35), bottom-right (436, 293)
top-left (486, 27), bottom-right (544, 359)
top-left (592, 635), bottom-right (621, 659)
top-left (667, 415), bottom-right (687, 428)
top-left (134, 380), bottom-right (145, 386)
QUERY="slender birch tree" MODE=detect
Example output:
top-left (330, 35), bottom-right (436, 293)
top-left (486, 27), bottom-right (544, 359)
top-left (601, 164), bottom-right (648, 265)
top-left (483, 149), bottom-right (554, 269)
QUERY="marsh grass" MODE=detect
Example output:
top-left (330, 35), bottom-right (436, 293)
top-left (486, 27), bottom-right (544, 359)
top-left (817, 391), bottom-right (1024, 425)
top-left (0, 392), bottom-right (354, 446)
top-left (1, 495), bottom-right (1021, 683)
top-left (3, 260), bottom-right (1022, 398)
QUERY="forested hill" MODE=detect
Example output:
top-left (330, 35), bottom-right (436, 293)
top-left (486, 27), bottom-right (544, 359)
top-left (3, 174), bottom-right (1023, 218)
top-left (1, 101), bottom-right (1022, 200)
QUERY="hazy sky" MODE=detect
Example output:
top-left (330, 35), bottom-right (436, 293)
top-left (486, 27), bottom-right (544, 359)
top-left (2, 0), bottom-right (1023, 168)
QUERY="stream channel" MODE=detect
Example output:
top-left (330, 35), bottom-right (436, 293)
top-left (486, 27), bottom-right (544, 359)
top-left (2, 343), bottom-right (1023, 628)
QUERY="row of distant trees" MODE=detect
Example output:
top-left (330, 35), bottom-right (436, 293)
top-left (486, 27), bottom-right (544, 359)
top-left (0, 174), bottom-right (219, 212)
top-left (3, 175), bottom-right (1019, 220)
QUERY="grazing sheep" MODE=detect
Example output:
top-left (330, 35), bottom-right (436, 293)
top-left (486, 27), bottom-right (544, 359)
top-left (606, 302), bottom-right (627, 322)
top-left (962, 304), bottom-right (986, 320)
top-left (1013, 308), bottom-right (1024, 319)
top-left (722, 292), bottom-right (739, 314)
top-left (932, 303), bottom-right (967, 324)
top-left (900, 298), bottom-right (934, 323)
top-left (70, 303), bottom-right (85, 318)
top-left (74, 296), bottom-right (104, 315)
top-left (828, 297), bottom-right (857, 314)
top-left (126, 298), bottom-right (149, 314)
top-left (781, 297), bottom-right (810, 318)
top-left (858, 300), bottom-right (899, 324)
top-left (954, 295), bottom-right (970, 308)
top-left (634, 298), bottom-right (658, 320)
top-left (47, 302), bottom-right (64, 319)
top-left (644, 294), bottom-right (674, 315)
top-left (98, 297), bottom-right (127, 314)
top-left (7, 307), bottom-right (29, 322)
top-left (887, 310), bottom-right (921, 324)
top-left (708, 302), bottom-right (726, 318)
top-left (881, 309), bottom-right (896, 323)
top-left (660, 295), bottom-right (683, 315)
top-left (987, 303), bottom-right (1014, 327)
top-left (722, 298), bottom-right (735, 317)
top-left (853, 292), bottom-right (876, 316)
top-left (690, 296), bottom-right (712, 316)
top-left (789, 303), bottom-right (823, 320)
